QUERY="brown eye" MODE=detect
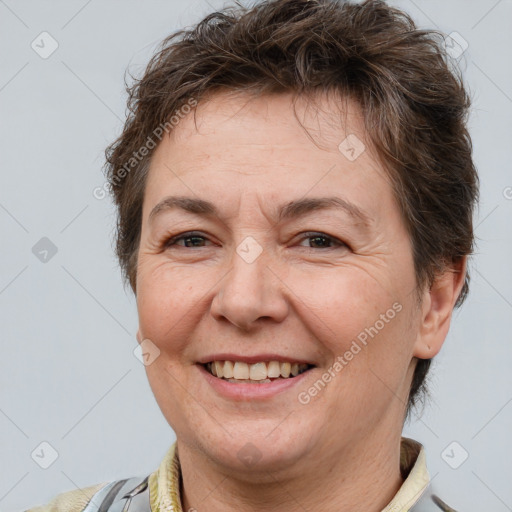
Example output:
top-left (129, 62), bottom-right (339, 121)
top-left (165, 232), bottom-right (211, 248)
top-left (298, 232), bottom-right (346, 249)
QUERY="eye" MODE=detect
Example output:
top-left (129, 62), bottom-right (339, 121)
top-left (162, 231), bottom-right (347, 250)
top-left (297, 232), bottom-right (346, 249)
top-left (164, 231), bottom-right (212, 248)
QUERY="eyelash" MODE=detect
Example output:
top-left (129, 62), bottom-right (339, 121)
top-left (163, 231), bottom-right (347, 250)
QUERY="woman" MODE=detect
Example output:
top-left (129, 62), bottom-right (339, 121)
top-left (27, 0), bottom-right (478, 510)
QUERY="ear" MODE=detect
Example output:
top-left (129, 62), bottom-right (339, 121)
top-left (413, 257), bottom-right (467, 359)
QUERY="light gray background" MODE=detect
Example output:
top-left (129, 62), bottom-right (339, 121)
top-left (1, 1), bottom-right (511, 511)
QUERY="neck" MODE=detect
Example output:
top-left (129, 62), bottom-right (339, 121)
top-left (177, 430), bottom-right (404, 512)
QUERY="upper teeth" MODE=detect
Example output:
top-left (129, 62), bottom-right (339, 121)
top-left (206, 360), bottom-right (310, 380)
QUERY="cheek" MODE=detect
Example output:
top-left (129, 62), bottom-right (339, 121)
top-left (289, 266), bottom-right (414, 402)
top-left (286, 265), bottom-right (402, 349)
top-left (135, 259), bottom-right (210, 352)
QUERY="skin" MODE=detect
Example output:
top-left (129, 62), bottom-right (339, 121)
top-left (135, 91), bottom-right (466, 512)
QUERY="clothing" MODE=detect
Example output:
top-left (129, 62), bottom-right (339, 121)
top-left (25, 437), bottom-right (458, 512)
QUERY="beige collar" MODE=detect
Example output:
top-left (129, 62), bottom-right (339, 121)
top-left (382, 437), bottom-right (430, 511)
top-left (149, 437), bottom-right (430, 512)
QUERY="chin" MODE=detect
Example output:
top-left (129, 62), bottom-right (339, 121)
top-left (188, 417), bottom-right (317, 475)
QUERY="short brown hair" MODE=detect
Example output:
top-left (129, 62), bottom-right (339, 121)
top-left (104, 0), bottom-right (479, 418)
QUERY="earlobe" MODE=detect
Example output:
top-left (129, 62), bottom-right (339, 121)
top-left (413, 257), bottom-right (467, 360)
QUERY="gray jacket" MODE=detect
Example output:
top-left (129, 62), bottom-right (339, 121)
top-left (82, 475), bottom-right (459, 512)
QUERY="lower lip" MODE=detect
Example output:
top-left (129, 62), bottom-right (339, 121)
top-left (197, 364), bottom-right (312, 400)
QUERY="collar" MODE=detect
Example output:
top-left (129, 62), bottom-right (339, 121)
top-left (382, 437), bottom-right (430, 511)
top-left (148, 437), bottom-right (430, 512)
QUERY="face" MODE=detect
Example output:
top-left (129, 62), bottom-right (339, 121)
top-left (135, 91), bottom-right (424, 477)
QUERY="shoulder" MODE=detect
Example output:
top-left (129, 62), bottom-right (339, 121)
top-left (25, 475), bottom-right (151, 512)
top-left (24, 482), bottom-right (110, 512)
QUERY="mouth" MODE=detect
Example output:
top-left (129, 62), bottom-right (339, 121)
top-left (202, 360), bottom-right (315, 384)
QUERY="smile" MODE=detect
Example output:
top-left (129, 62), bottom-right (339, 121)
top-left (204, 360), bottom-right (314, 383)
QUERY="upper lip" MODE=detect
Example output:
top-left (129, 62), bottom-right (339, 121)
top-left (196, 353), bottom-right (316, 366)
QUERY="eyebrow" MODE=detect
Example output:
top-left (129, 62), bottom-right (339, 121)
top-left (148, 195), bottom-right (372, 227)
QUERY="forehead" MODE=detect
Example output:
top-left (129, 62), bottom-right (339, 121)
top-left (144, 91), bottom-right (397, 228)
top-left (170, 90), bottom-right (368, 158)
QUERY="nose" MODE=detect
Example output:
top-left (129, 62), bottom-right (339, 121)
top-left (210, 245), bottom-right (289, 331)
